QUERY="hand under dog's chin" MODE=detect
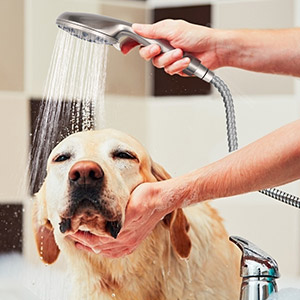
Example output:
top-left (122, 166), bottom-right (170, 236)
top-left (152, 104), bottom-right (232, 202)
top-left (66, 228), bottom-right (111, 255)
top-left (63, 217), bottom-right (123, 255)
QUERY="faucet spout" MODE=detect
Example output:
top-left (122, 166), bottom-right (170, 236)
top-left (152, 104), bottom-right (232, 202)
top-left (229, 236), bottom-right (280, 300)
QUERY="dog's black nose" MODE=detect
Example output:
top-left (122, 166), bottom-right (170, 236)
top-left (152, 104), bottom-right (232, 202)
top-left (69, 161), bottom-right (104, 185)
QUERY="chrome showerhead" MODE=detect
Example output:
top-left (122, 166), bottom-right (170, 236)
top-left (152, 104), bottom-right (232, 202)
top-left (56, 12), bottom-right (214, 82)
top-left (56, 12), bottom-right (172, 51)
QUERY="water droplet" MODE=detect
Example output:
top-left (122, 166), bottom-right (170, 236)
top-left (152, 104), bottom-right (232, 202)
top-left (111, 293), bottom-right (116, 297)
top-left (184, 258), bottom-right (193, 284)
top-left (161, 266), bottom-right (166, 279)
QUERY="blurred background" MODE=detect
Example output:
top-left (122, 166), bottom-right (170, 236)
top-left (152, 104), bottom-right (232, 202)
top-left (0, 0), bottom-right (300, 293)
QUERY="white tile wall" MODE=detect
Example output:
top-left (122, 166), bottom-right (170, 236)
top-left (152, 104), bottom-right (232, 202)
top-left (214, 0), bottom-right (295, 96)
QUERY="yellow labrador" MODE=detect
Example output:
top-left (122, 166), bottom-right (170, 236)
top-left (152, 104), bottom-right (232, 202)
top-left (33, 129), bottom-right (241, 300)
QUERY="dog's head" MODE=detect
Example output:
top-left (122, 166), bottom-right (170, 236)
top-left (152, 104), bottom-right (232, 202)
top-left (33, 129), bottom-right (191, 264)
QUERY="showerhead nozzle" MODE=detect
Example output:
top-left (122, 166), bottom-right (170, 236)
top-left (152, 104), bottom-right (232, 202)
top-left (56, 12), bottom-right (125, 46)
top-left (56, 12), bottom-right (214, 82)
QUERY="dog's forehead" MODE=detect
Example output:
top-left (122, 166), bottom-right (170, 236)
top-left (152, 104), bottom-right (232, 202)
top-left (51, 129), bottom-right (148, 157)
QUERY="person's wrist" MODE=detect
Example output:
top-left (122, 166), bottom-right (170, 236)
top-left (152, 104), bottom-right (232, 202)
top-left (154, 178), bottom-right (184, 215)
top-left (214, 29), bottom-right (240, 68)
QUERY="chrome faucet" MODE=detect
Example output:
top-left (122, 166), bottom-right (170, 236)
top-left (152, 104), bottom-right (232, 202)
top-left (230, 236), bottom-right (280, 300)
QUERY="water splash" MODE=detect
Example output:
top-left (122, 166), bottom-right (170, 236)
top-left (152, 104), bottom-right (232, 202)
top-left (30, 29), bottom-right (108, 194)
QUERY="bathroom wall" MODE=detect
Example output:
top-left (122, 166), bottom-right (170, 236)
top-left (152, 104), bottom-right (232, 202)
top-left (0, 0), bottom-right (299, 282)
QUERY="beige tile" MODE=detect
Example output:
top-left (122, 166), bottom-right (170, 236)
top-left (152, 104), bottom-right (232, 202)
top-left (101, 4), bottom-right (147, 96)
top-left (0, 94), bottom-right (29, 202)
top-left (0, 0), bottom-right (24, 91)
top-left (26, 0), bottom-right (102, 97)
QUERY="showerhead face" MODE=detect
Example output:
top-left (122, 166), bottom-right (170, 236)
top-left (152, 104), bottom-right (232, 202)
top-left (56, 12), bottom-right (135, 48)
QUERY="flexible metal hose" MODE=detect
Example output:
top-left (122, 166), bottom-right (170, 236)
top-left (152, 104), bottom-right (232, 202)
top-left (211, 75), bottom-right (238, 152)
top-left (210, 75), bottom-right (300, 208)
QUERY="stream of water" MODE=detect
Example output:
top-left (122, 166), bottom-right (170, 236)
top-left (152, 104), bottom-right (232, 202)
top-left (30, 29), bottom-right (108, 194)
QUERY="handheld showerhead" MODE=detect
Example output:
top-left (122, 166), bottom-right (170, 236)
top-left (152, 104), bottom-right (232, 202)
top-left (56, 12), bottom-right (214, 82)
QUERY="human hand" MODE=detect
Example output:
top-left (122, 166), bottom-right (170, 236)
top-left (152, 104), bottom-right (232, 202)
top-left (70, 182), bottom-right (170, 258)
top-left (121, 19), bottom-right (224, 76)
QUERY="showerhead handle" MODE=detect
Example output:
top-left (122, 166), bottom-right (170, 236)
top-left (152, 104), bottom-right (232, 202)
top-left (116, 24), bottom-right (214, 82)
top-left (56, 12), bottom-right (214, 82)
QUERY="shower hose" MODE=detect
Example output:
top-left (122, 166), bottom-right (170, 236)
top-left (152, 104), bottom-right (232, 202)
top-left (210, 75), bottom-right (300, 209)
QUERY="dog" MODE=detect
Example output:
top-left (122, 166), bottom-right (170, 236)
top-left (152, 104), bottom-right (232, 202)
top-left (33, 128), bottom-right (241, 300)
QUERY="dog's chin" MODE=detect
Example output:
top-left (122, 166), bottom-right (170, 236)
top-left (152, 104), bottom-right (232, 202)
top-left (62, 216), bottom-right (123, 255)
top-left (59, 211), bottom-right (122, 240)
top-left (59, 197), bottom-right (123, 239)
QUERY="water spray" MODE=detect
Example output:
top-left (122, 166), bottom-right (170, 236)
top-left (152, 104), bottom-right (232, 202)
top-left (56, 11), bottom-right (300, 209)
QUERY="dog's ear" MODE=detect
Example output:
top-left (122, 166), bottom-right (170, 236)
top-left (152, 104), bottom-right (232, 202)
top-left (151, 161), bottom-right (172, 181)
top-left (151, 161), bottom-right (192, 258)
top-left (32, 182), bottom-right (60, 264)
top-left (163, 209), bottom-right (191, 258)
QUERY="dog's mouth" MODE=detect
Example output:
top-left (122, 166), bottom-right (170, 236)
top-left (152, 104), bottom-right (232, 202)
top-left (59, 198), bottom-right (122, 240)
top-left (59, 217), bottom-right (122, 239)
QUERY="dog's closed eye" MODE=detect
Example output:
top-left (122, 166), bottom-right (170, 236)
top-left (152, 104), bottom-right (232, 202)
top-left (53, 153), bottom-right (71, 163)
top-left (113, 150), bottom-right (138, 161)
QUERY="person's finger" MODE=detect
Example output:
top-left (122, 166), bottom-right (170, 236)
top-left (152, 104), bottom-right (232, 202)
top-left (177, 71), bottom-right (190, 77)
top-left (151, 48), bottom-right (183, 69)
top-left (75, 242), bottom-right (94, 253)
top-left (100, 246), bottom-right (135, 258)
top-left (120, 37), bottom-right (140, 54)
top-left (164, 57), bottom-right (191, 75)
top-left (139, 44), bottom-right (161, 61)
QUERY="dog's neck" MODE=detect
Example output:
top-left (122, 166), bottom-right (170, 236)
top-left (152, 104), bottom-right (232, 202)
top-left (65, 222), bottom-right (173, 300)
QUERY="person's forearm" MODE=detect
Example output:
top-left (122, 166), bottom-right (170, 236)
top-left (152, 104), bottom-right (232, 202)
top-left (217, 28), bottom-right (300, 76)
top-left (158, 120), bottom-right (300, 210)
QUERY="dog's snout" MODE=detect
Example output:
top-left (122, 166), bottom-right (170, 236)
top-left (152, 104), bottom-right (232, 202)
top-left (69, 161), bottom-right (104, 185)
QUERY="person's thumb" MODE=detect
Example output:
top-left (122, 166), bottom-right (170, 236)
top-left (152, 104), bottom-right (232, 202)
top-left (132, 22), bottom-right (170, 39)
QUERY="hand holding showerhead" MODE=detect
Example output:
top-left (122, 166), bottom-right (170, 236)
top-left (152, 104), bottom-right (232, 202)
top-left (121, 20), bottom-right (220, 78)
top-left (56, 12), bottom-right (214, 82)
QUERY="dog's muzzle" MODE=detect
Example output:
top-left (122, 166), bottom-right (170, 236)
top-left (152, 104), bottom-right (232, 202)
top-left (59, 160), bottom-right (122, 238)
